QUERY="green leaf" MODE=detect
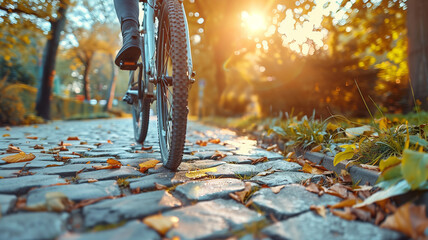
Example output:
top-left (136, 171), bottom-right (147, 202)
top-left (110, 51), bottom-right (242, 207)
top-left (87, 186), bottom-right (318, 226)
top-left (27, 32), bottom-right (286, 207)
top-left (401, 149), bottom-right (428, 190)
top-left (333, 146), bottom-right (355, 166)
top-left (377, 164), bottom-right (402, 183)
top-left (379, 156), bottom-right (401, 172)
top-left (408, 135), bottom-right (428, 149)
top-left (354, 180), bottom-right (411, 208)
top-left (269, 126), bottom-right (287, 137)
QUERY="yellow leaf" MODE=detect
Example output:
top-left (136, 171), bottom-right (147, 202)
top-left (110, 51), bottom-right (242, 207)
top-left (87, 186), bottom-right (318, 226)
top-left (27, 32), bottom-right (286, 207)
top-left (379, 156), bottom-right (401, 172)
top-left (376, 117), bottom-right (389, 132)
top-left (185, 167), bottom-right (217, 179)
top-left (143, 214), bottom-right (179, 236)
top-left (2, 134), bottom-right (10, 137)
top-left (2, 152), bottom-right (36, 163)
top-left (301, 163), bottom-right (325, 174)
top-left (326, 122), bottom-right (340, 132)
top-left (139, 159), bottom-right (160, 173)
top-left (333, 147), bottom-right (355, 166)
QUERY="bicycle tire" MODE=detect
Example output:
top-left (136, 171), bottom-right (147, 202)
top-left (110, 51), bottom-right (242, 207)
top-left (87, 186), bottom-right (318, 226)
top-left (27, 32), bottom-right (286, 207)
top-left (156, 0), bottom-right (189, 170)
top-left (131, 38), bottom-right (150, 144)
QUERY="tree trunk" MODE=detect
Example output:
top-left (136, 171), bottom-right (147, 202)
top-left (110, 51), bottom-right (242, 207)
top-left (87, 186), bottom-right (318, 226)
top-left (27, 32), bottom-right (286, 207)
top-left (35, 1), bottom-right (68, 120)
top-left (104, 54), bottom-right (118, 111)
top-left (82, 60), bottom-right (91, 101)
top-left (407, 0), bottom-right (428, 110)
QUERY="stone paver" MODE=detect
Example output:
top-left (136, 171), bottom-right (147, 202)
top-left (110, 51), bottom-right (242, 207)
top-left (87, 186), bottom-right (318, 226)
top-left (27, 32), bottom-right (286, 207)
top-left (175, 178), bottom-right (245, 201)
top-left (27, 180), bottom-right (121, 206)
top-left (59, 221), bottom-right (161, 240)
top-left (262, 211), bottom-right (403, 240)
top-left (252, 185), bottom-right (340, 219)
top-left (0, 118), bottom-right (408, 239)
top-left (83, 190), bottom-right (181, 227)
top-left (0, 212), bottom-right (68, 240)
top-left (164, 199), bottom-right (265, 240)
top-left (0, 174), bottom-right (67, 194)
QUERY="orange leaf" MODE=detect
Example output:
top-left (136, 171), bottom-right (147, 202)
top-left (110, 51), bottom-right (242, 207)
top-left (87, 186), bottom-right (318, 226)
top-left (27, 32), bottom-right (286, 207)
top-left (141, 146), bottom-right (153, 151)
top-left (33, 145), bottom-right (44, 149)
top-left (301, 163), bottom-right (325, 175)
top-left (329, 198), bottom-right (358, 209)
top-left (143, 214), bottom-right (179, 236)
top-left (249, 156), bottom-right (268, 165)
top-left (266, 144), bottom-right (279, 151)
top-left (86, 161), bottom-right (91, 164)
top-left (6, 145), bottom-right (22, 153)
top-left (310, 145), bottom-right (322, 152)
top-left (208, 138), bottom-right (221, 144)
top-left (107, 159), bottom-right (122, 168)
top-left (229, 182), bottom-right (252, 204)
top-left (380, 202), bottom-right (428, 239)
top-left (2, 134), bottom-right (10, 137)
top-left (107, 140), bottom-right (113, 144)
top-left (305, 182), bottom-right (322, 195)
top-left (210, 150), bottom-right (227, 160)
top-left (45, 164), bottom-right (63, 167)
top-left (67, 136), bottom-right (80, 141)
top-left (310, 205), bottom-right (326, 218)
top-left (331, 208), bottom-right (357, 221)
top-left (195, 140), bottom-right (207, 146)
top-left (26, 136), bottom-right (38, 140)
top-left (139, 160), bottom-right (160, 173)
top-left (2, 152), bottom-right (36, 163)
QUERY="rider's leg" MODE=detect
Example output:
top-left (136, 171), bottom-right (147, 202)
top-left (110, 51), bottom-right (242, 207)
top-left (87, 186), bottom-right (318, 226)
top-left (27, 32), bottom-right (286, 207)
top-left (114, 0), bottom-right (141, 67)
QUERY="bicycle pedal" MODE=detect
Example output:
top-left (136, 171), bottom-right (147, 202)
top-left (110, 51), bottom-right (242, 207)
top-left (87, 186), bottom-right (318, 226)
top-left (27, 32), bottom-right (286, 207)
top-left (119, 61), bottom-right (138, 70)
top-left (122, 94), bottom-right (133, 105)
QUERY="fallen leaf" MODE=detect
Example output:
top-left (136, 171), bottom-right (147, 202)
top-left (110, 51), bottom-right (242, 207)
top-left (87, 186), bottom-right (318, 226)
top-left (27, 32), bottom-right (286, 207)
top-left (33, 145), bottom-right (44, 149)
top-left (94, 143), bottom-right (102, 147)
top-left (139, 159), bottom-right (160, 173)
top-left (2, 152), bottom-right (36, 163)
top-left (185, 167), bottom-right (217, 179)
top-left (285, 152), bottom-right (296, 160)
top-left (93, 159), bottom-right (122, 170)
top-left (326, 183), bottom-right (349, 199)
top-left (6, 145), bottom-right (22, 153)
top-left (229, 182), bottom-right (252, 204)
top-left (210, 150), bottom-right (227, 160)
top-left (331, 208), bottom-right (357, 221)
top-left (143, 214), bottom-right (179, 236)
top-left (107, 140), bottom-right (113, 144)
top-left (86, 161), bottom-right (91, 164)
top-left (329, 198), bottom-right (358, 209)
top-left (380, 202), bottom-right (428, 239)
top-left (301, 163), bottom-right (325, 175)
top-left (249, 156), bottom-right (268, 165)
top-left (141, 146), bottom-right (153, 151)
top-left (310, 205), bottom-right (326, 218)
top-left (270, 185), bottom-right (285, 194)
top-left (305, 182), bottom-right (321, 195)
top-left (26, 136), bottom-right (38, 140)
top-left (87, 179), bottom-right (98, 183)
top-left (351, 208), bottom-right (372, 222)
top-left (67, 136), bottom-right (80, 141)
top-left (359, 164), bottom-right (380, 171)
top-left (195, 140), bottom-right (207, 146)
top-left (72, 152), bottom-right (83, 157)
top-left (310, 145), bottom-right (322, 152)
top-left (155, 183), bottom-right (168, 190)
top-left (2, 134), bottom-right (10, 137)
top-left (80, 141), bottom-right (88, 145)
top-left (45, 164), bottom-right (63, 167)
top-left (208, 138), bottom-right (221, 144)
top-left (59, 141), bottom-right (72, 147)
top-left (266, 144), bottom-right (279, 151)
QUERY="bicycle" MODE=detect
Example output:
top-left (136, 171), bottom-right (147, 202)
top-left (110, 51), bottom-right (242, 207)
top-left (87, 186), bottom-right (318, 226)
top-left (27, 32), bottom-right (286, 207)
top-left (120, 0), bottom-right (195, 170)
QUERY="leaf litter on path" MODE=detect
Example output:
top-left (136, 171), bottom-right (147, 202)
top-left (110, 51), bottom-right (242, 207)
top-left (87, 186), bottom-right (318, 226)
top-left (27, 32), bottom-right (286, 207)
top-left (2, 152), bottom-right (36, 163)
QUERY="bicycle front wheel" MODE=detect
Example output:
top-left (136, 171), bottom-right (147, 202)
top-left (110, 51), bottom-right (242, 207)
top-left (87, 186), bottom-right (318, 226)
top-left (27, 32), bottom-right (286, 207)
top-left (156, 0), bottom-right (189, 170)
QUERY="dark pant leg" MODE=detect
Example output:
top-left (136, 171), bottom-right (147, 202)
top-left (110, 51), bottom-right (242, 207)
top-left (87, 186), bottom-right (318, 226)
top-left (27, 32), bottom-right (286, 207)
top-left (113, 0), bottom-right (139, 24)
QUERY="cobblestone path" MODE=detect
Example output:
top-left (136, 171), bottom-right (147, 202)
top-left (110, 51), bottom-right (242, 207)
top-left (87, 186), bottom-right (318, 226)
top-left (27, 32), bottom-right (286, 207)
top-left (0, 118), bottom-right (402, 239)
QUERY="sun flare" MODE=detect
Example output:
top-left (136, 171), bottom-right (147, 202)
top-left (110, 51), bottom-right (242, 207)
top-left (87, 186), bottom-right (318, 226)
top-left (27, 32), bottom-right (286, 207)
top-left (241, 11), bottom-right (266, 33)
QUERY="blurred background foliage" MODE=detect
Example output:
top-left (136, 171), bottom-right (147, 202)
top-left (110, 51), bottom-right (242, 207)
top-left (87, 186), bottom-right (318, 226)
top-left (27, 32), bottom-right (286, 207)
top-left (0, 0), bottom-right (425, 125)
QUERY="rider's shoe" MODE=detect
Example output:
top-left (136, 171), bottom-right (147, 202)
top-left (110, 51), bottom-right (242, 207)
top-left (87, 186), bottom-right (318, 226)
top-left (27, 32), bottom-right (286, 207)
top-left (115, 20), bottom-right (141, 69)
